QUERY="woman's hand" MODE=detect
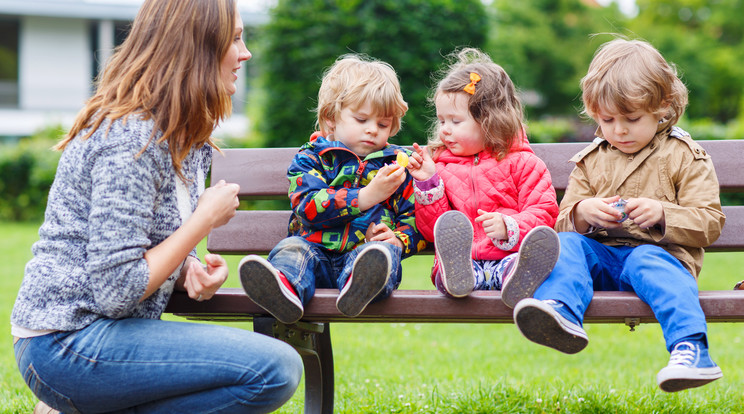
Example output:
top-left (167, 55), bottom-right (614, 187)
top-left (194, 180), bottom-right (240, 229)
top-left (180, 254), bottom-right (229, 301)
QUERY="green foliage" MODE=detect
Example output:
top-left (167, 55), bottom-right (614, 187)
top-left (487, 0), bottom-right (627, 118)
top-left (0, 126), bottom-right (64, 221)
top-left (629, 0), bottom-right (744, 122)
top-left (254, 0), bottom-right (488, 148)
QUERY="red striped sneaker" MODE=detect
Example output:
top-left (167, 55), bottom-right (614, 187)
top-left (239, 255), bottom-right (303, 324)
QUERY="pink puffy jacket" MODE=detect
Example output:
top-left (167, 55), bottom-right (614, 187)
top-left (415, 137), bottom-right (559, 261)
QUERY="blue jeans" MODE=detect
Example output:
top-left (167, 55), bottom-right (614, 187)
top-left (267, 237), bottom-right (402, 306)
top-left (14, 318), bottom-right (303, 413)
top-left (534, 232), bottom-right (707, 351)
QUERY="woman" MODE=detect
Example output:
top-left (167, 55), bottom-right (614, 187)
top-left (11, 0), bottom-right (302, 412)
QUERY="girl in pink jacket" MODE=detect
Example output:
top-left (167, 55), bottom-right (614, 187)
top-left (407, 48), bottom-right (560, 307)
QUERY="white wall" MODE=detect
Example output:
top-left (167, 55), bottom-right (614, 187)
top-left (19, 16), bottom-right (92, 110)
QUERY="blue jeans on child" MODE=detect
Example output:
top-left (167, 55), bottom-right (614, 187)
top-left (14, 318), bottom-right (303, 413)
top-left (534, 232), bottom-right (707, 351)
top-left (267, 236), bottom-right (403, 305)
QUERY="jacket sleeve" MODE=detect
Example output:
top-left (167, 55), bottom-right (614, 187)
top-left (652, 151), bottom-right (725, 248)
top-left (287, 150), bottom-right (363, 230)
top-left (508, 153), bottom-right (560, 242)
top-left (388, 175), bottom-right (427, 258)
top-left (413, 173), bottom-right (451, 242)
top-left (555, 162), bottom-right (595, 233)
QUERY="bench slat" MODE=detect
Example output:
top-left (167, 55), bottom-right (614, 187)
top-left (166, 289), bottom-right (744, 323)
top-left (207, 205), bottom-right (744, 254)
top-left (212, 140), bottom-right (744, 197)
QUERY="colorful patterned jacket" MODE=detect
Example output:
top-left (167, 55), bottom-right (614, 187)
top-left (287, 134), bottom-right (426, 259)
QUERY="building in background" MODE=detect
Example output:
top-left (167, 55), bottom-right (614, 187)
top-left (0, 0), bottom-right (270, 140)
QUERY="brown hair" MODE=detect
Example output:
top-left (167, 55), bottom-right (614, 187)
top-left (57, 0), bottom-right (237, 176)
top-left (429, 48), bottom-right (524, 160)
top-left (581, 38), bottom-right (688, 127)
top-left (316, 54), bottom-right (408, 137)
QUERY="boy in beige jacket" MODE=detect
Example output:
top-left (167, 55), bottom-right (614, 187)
top-left (513, 38), bottom-right (726, 393)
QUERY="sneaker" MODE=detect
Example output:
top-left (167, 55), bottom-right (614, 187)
top-left (336, 244), bottom-right (391, 317)
top-left (657, 340), bottom-right (723, 392)
top-left (239, 255), bottom-right (304, 324)
top-left (513, 298), bottom-right (588, 354)
top-left (501, 226), bottom-right (560, 308)
top-left (433, 210), bottom-right (475, 298)
top-left (33, 401), bottom-right (60, 414)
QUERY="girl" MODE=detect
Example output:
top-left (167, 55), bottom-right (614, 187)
top-left (407, 48), bottom-right (560, 308)
top-left (11, 1), bottom-right (302, 412)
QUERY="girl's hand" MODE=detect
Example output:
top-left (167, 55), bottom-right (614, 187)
top-left (625, 197), bottom-right (664, 230)
top-left (181, 254), bottom-right (229, 301)
top-left (407, 143), bottom-right (436, 181)
top-left (475, 209), bottom-right (507, 240)
top-left (574, 195), bottom-right (624, 232)
top-left (194, 180), bottom-right (240, 229)
top-left (365, 222), bottom-right (403, 249)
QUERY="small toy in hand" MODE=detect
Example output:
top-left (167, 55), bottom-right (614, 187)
top-left (609, 198), bottom-right (628, 222)
top-left (396, 151), bottom-right (409, 168)
top-left (388, 151), bottom-right (409, 175)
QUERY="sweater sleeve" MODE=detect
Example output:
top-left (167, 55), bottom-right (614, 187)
top-left (287, 150), bottom-right (363, 230)
top-left (86, 140), bottom-right (165, 319)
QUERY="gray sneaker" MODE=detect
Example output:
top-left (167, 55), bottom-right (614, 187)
top-left (434, 210), bottom-right (475, 298)
top-left (336, 244), bottom-right (391, 317)
top-left (514, 298), bottom-right (588, 354)
top-left (501, 226), bottom-right (560, 308)
top-left (239, 255), bottom-right (304, 324)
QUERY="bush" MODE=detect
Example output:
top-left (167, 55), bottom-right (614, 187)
top-left (0, 126), bottom-right (63, 221)
top-left (254, 0), bottom-right (488, 148)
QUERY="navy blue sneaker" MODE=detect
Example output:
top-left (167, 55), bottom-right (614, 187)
top-left (434, 210), bottom-right (475, 298)
top-left (239, 255), bottom-right (304, 325)
top-left (336, 244), bottom-right (391, 317)
top-left (657, 340), bottom-right (723, 392)
top-left (500, 226), bottom-right (560, 308)
top-left (514, 298), bottom-right (588, 354)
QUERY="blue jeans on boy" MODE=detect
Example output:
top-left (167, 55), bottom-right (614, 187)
top-left (267, 236), bottom-right (402, 305)
top-left (14, 318), bottom-right (303, 413)
top-left (534, 232), bottom-right (707, 351)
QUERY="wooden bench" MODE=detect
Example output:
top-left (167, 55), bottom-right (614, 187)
top-left (165, 140), bottom-right (744, 414)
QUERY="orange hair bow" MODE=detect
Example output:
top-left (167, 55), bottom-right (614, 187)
top-left (463, 72), bottom-right (481, 95)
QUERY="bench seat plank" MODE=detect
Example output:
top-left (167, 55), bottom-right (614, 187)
top-left (166, 289), bottom-right (744, 323)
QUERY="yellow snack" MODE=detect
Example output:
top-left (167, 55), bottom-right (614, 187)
top-left (396, 151), bottom-right (409, 168)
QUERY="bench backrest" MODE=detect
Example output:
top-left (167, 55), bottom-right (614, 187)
top-left (207, 140), bottom-right (744, 255)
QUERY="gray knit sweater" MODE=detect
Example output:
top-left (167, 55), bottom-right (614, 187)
top-left (11, 116), bottom-right (211, 332)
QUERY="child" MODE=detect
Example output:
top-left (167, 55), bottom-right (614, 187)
top-left (407, 48), bottom-right (560, 308)
top-left (239, 54), bottom-right (426, 324)
top-left (513, 39), bottom-right (726, 392)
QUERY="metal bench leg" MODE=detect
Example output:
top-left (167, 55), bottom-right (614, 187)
top-left (254, 318), bottom-right (334, 414)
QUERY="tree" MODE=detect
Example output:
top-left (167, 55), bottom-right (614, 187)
top-left (487, 0), bottom-right (628, 118)
top-left (253, 0), bottom-right (488, 148)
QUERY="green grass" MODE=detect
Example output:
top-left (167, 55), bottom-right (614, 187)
top-left (3, 220), bottom-right (744, 413)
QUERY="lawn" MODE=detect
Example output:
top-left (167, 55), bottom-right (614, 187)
top-left (2, 220), bottom-right (743, 413)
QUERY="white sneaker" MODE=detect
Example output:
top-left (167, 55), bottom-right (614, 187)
top-left (433, 210), bottom-right (475, 297)
top-left (657, 340), bottom-right (723, 392)
top-left (501, 226), bottom-right (560, 308)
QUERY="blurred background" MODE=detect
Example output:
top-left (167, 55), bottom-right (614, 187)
top-left (1, 0), bottom-right (743, 221)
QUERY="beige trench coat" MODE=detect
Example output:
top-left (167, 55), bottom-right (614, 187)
top-left (556, 126), bottom-right (725, 277)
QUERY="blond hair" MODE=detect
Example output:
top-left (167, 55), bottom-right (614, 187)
top-left (316, 54), bottom-right (408, 137)
top-left (581, 38), bottom-right (688, 126)
top-left (57, 0), bottom-right (237, 176)
top-left (429, 48), bottom-right (524, 160)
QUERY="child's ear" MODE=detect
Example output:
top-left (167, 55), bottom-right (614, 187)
top-left (323, 119), bottom-right (335, 135)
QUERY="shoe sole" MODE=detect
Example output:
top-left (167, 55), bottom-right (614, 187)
top-left (239, 255), bottom-right (303, 324)
top-left (657, 366), bottom-right (723, 392)
top-left (434, 211), bottom-right (475, 298)
top-left (514, 299), bottom-right (588, 354)
top-left (336, 246), bottom-right (391, 317)
top-left (501, 226), bottom-right (560, 308)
